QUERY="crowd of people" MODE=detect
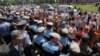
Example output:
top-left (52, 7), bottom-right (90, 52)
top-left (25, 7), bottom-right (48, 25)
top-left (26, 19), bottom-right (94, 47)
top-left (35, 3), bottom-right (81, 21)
top-left (0, 5), bottom-right (100, 56)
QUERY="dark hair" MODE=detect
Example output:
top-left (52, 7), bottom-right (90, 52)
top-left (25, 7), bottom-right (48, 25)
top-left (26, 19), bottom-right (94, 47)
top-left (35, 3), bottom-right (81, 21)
top-left (82, 37), bottom-right (89, 43)
top-left (60, 32), bottom-right (68, 37)
top-left (75, 34), bottom-right (82, 41)
top-left (49, 35), bottom-right (55, 40)
top-left (71, 23), bottom-right (75, 26)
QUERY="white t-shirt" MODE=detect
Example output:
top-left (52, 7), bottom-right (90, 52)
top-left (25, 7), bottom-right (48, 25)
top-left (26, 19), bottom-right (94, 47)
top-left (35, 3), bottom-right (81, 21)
top-left (70, 41), bottom-right (80, 53)
top-left (68, 27), bottom-right (77, 39)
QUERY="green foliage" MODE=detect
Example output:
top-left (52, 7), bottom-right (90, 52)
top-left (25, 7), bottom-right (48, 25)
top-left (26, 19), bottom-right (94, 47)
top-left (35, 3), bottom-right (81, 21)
top-left (74, 5), bottom-right (98, 12)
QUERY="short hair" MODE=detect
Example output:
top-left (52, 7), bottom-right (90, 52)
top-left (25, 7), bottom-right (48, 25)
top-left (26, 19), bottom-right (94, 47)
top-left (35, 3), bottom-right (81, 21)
top-left (11, 30), bottom-right (22, 39)
top-left (75, 34), bottom-right (82, 41)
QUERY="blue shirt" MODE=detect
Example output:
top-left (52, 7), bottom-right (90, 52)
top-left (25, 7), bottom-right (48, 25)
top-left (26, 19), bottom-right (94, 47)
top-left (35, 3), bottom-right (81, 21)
top-left (0, 22), bottom-right (10, 36)
top-left (29, 24), bottom-right (38, 32)
top-left (33, 34), bottom-right (47, 45)
top-left (42, 42), bottom-right (59, 54)
top-left (44, 28), bottom-right (53, 38)
top-left (59, 37), bottom-right (70, 46)
top-left (21, 30), bottom-right (32, 45)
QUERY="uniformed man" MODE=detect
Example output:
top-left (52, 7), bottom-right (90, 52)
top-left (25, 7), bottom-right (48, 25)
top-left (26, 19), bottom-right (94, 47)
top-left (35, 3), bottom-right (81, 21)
top-left (42, 32), bottom-right (63, 56)
top-left (29, 19), bottom-right (38, 35)
top-left (0, 15), bottom-right (11, 44)
top-left (16, 20), bottom-right (33, 56)
top-left (10, 16), bottom-right (20, 31)
top-left (37, 20), bottom-right (43, 28)
top-left (33, 27), bottom-right (47, 48)
top-left (44, 22), bottom-right (54, 40)
top-left (33, 27), bottom-right (47, 56)
top-left (59, 28), bottom-right (71, 54)
top-left (16, 20), bottom-right (32, 45)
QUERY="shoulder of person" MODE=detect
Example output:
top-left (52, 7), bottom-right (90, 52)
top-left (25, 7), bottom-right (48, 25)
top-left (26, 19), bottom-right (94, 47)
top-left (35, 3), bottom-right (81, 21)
top-left (0, 44), bottom-right (10, 53)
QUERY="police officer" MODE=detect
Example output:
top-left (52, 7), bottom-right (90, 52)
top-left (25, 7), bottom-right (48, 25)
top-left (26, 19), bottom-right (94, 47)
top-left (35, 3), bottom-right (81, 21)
top-left (44, 22), bottom-right (54, 40)
top-left (42, 32), bottom-right (63, 56)
top-left (33, 27), bottom-right (47, 48)
top-left (59, 28), bottom-right (71, 54)
top-left (0, 15), bottom-right (11, 44)
top-left (16, 20), bottom-right (33, 56)
top-left (16, 20), bottom-right (32, 45)
top-left (29, 19), bottom-right (38, 35)
top-left (37, 20), bottom-right (43, 28)
top-left (33, 27), bottom-right (47, 56)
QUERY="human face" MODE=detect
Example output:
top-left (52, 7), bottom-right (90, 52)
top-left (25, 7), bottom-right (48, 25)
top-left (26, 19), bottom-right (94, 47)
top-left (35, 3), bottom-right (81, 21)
top-left (22, 25), bottom-right (27, 30)
top-left (51, 38), bottom-right (58, 43)
top-left (13, 37), bottom-right (22, 45)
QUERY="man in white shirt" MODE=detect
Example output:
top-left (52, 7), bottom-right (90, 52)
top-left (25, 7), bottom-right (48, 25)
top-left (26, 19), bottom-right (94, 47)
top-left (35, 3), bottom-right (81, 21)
top-left (69, 34), bottom-right (81, 56)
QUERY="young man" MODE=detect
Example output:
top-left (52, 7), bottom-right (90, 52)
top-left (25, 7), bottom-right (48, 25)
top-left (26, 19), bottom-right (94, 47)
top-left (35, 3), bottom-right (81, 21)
top-left (0, 16), bottom-right (11, 44)
top-left (69, 34), bottom-right (81, 56)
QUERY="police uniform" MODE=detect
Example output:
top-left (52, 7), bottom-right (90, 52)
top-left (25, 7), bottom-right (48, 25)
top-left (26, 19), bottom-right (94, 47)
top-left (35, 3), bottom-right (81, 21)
top-left (32, 27), bottom-right (47, 56)
top-left (44, 22), bottom-right (54, 40)
top-left (16, 20), bottom-right (32, 45)
top-left (29, 20), bottom-right (38, 34)
top-left (21, 30), bottom-right (32, 45)
top-left (42, 41), bottom-right (60, 55)
top-left (16, 20), bottom-right (33, 56)
top-left (59, 28), bottom-right (71, 54)
top-left (0, 16), bottom-right (11, 44)
top-left (33, 34), bottom-right (46, 45)
top-left (37, 20), bottom-right (43, 28)
top-left (33, 27), bottom-right (47, 48)
top-left (42, 32), bottom-right (61, 56)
